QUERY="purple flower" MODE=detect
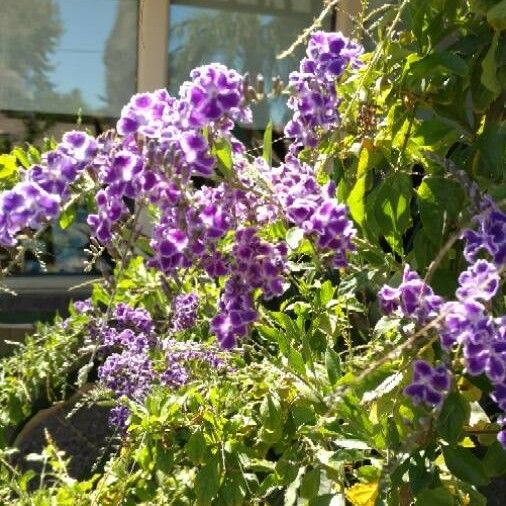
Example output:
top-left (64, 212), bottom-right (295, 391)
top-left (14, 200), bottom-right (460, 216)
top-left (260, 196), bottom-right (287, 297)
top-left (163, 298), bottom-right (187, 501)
top-left (73, 298), bottom-right (93, 314)
top-left (377, 285), bottom-right (400, 314)
top-left (258, 155), bottom-right (355, 267)
top-left (0, 182), bottom-right (60, 246)
top-left (456, 260), bottom-right (500, 302)
top-left (378, 265), bottom-right (443, 324)
top-left (404, 360), bottom-right (450, 407)
top-left (113, 303), bottom-right (154, 335)
top-left (284, 31), bottom-right (362, 148)
top-left (161, 340), bottom-right (226, 386)
top-left (170, 293), bottom-right (199, 333)
top-left (498, 429), bottom-right (506, 448)
top-left (58, 130), bottom-right (98, 165)
top-left (180, 63), bottom-right (251, 128)
top-left (211, 276), bottom-right (258, 349)
top-left (109, 405), bottom-right (130, 432)
top-left (98, 350), bottom-right (155, 401)
top-left (463, 197), bottom-right (506, 267)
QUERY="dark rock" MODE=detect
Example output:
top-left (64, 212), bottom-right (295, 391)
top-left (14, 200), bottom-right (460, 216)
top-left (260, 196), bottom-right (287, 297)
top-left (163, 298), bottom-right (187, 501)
top-left (13, 384), bottom-right (117, 484)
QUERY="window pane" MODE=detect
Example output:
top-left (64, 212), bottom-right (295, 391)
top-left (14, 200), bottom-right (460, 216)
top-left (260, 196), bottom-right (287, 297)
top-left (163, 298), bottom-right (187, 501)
top-left (0, 0), bottom-right (138, 117)
top-left (168, 0), bottom-right (329, 129)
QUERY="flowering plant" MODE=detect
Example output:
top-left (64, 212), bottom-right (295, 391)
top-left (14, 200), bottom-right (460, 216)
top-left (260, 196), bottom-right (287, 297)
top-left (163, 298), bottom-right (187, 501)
top-left (0, 1), bottom-right (505, 504)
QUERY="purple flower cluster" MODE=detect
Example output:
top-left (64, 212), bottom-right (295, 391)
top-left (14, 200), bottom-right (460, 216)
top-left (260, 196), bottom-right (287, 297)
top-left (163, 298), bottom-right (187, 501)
top-left (99, 350), bottom-right (155, 401)
top-left (379, 199), bottom-right (506, 445)
top-left (146, 180), bottom-right (248, 277)
top-left (87, 64), bottom-right (251, 243)
top-left (211, 228), bottom-right (287, 349)
top-left (0, 131), bottom-right (97, 246)
top-left (0, 34), bottom-right (359, 355)
top-left (161, 339), bottom-right (225, 387)
top-left (404, 360), bottom-right (451, 406)
top-left (257, 155), bottom-right (356, 267)
top-left (170, 293), bottom-right (199, 333)
top-left (99, 303), bottom-right (156, 352)
top-left (463, 197), bottom-right (506, 266)
top-left (378, 265), bottom-right (443, 325)
top-left (285, 31), bottom-right (362, 148)
top-left (95, 302), bottom-right (227, 429)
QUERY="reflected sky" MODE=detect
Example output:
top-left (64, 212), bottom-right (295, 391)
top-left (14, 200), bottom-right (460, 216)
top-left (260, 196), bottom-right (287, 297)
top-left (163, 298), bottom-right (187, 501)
top-left (50, 0), bottom-right (119, 108)
top-left (0, 0), bottom-right (137, 116)
top-left (168, 2), bottom-right (328, 128)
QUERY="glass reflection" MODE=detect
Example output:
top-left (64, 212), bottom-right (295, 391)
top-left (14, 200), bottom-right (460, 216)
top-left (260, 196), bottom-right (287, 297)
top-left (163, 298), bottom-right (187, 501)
top-left (0, 0), bottom-right (138, 117)
top-left (168, 0), bottom-right (329, 129)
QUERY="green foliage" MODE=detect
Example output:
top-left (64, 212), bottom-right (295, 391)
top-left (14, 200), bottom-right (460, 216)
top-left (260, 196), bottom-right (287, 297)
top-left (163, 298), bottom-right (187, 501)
top-left (0, 0), bottom-right (504, 503)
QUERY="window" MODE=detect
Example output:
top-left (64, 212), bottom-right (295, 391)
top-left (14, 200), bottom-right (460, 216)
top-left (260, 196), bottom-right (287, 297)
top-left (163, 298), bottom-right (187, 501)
top-left (0, 0), bottom-right (347, 320)
top-left (0, 0), bottom-right (138, 118)
top-left (0, 0), bottom-right (138, 276)
top-left (168, 0), bottom-right (330, 129)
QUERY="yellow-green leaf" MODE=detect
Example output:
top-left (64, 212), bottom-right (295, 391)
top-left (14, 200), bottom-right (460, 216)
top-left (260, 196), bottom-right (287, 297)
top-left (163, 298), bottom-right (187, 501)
top-left (487, 0), bottom-right (506, 31)
top-left (481, 32), bottom-right (501, 95)
top-left (345, 481), bottom-right (379, 506)
top-left (0, 154), bottom-right (17, 179)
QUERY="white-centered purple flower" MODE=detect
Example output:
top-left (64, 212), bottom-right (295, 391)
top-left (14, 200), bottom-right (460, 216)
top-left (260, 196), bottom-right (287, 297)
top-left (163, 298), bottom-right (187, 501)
top-left (0, 131), bottom-right (96, 247)
top-left (463, 197), bottom-right (506, 267)
top-left (285, 31), bottom-right (362, 148)
top-left (456, 259), bottom-right (500, 302)
top-left (378, 265), bottom-right (443, 325)
top-left (179, 63), bottom-right (252, 128)
top-left (404, 360), bottom-right (450, 407)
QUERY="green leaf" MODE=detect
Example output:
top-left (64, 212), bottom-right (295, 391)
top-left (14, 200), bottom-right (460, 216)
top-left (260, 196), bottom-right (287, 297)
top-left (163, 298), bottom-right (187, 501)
top-left (59, 204), bottom-right (77, 230)
top-left (416, 487), bottom-right (454, 506)
top-left (217, 466), bottom-right (248, 505)
top-left (286, 227), bottom-right (304, 250)
top-left (386, 417), bottom-right (401, 451)
top-left (374, 173), bottom-right (412, 254)
top-left (257, 324), bottom-right (279, 342)
top-left (408, 52), bottom-right (469, 78)
top-left (263, 120), bottom-right (273, 165)
top-left (12, 147), bottom-right (30, 169)
top-left (319, 280), bottom-right (335, 307)
top-left (417, 176), bottom-right (464, 246)
top-left (195, 455), bottom-right (222, 505)
top-left (287, 347), bottom-right (306, 376)
top-left (481, 32), bottom-right (501, 95)
top-left (284, 466), bottom-right (305, 506)
top-left (348, 175), bottom-right (368, 228)
top-left (212, 139), bottom-right (233, 178)
top-left (186, 430), bottom-right (208, 465)
top-left (437, 392), bottom-right (470, 445)
top-left (413, 229), bottom-right (438, 270)
top-left (409, 454), bottom-right (433, 495)
top-left (487, 0), bottom-right (506, 30)
top-left (347, 144), bottom-right (374, 228)
top-left (260, 395), bottom-right (283, 431)
top-left (473, 125), bottom-right (506, 182)
top-left (442, 446), bottom-right (490, 486)
top-left (410, 120), bottom-right (458, 155)
top-left (325, 347), bottom-right (341, 385)
top-left (300, 469), bottom-right (321, 499)
top-left (483, 441), bottom-right (506, 477)
top-left (0, 154), bottom-right (17, 180)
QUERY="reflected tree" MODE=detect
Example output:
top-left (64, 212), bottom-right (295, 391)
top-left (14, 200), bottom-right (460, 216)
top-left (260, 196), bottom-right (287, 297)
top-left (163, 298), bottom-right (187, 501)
top-left (103, 0), bottom-right (138, 115)
top-left (0, 0), bottom-right (87, 115)
top-left (168, 8), bottom-right (315, 127)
